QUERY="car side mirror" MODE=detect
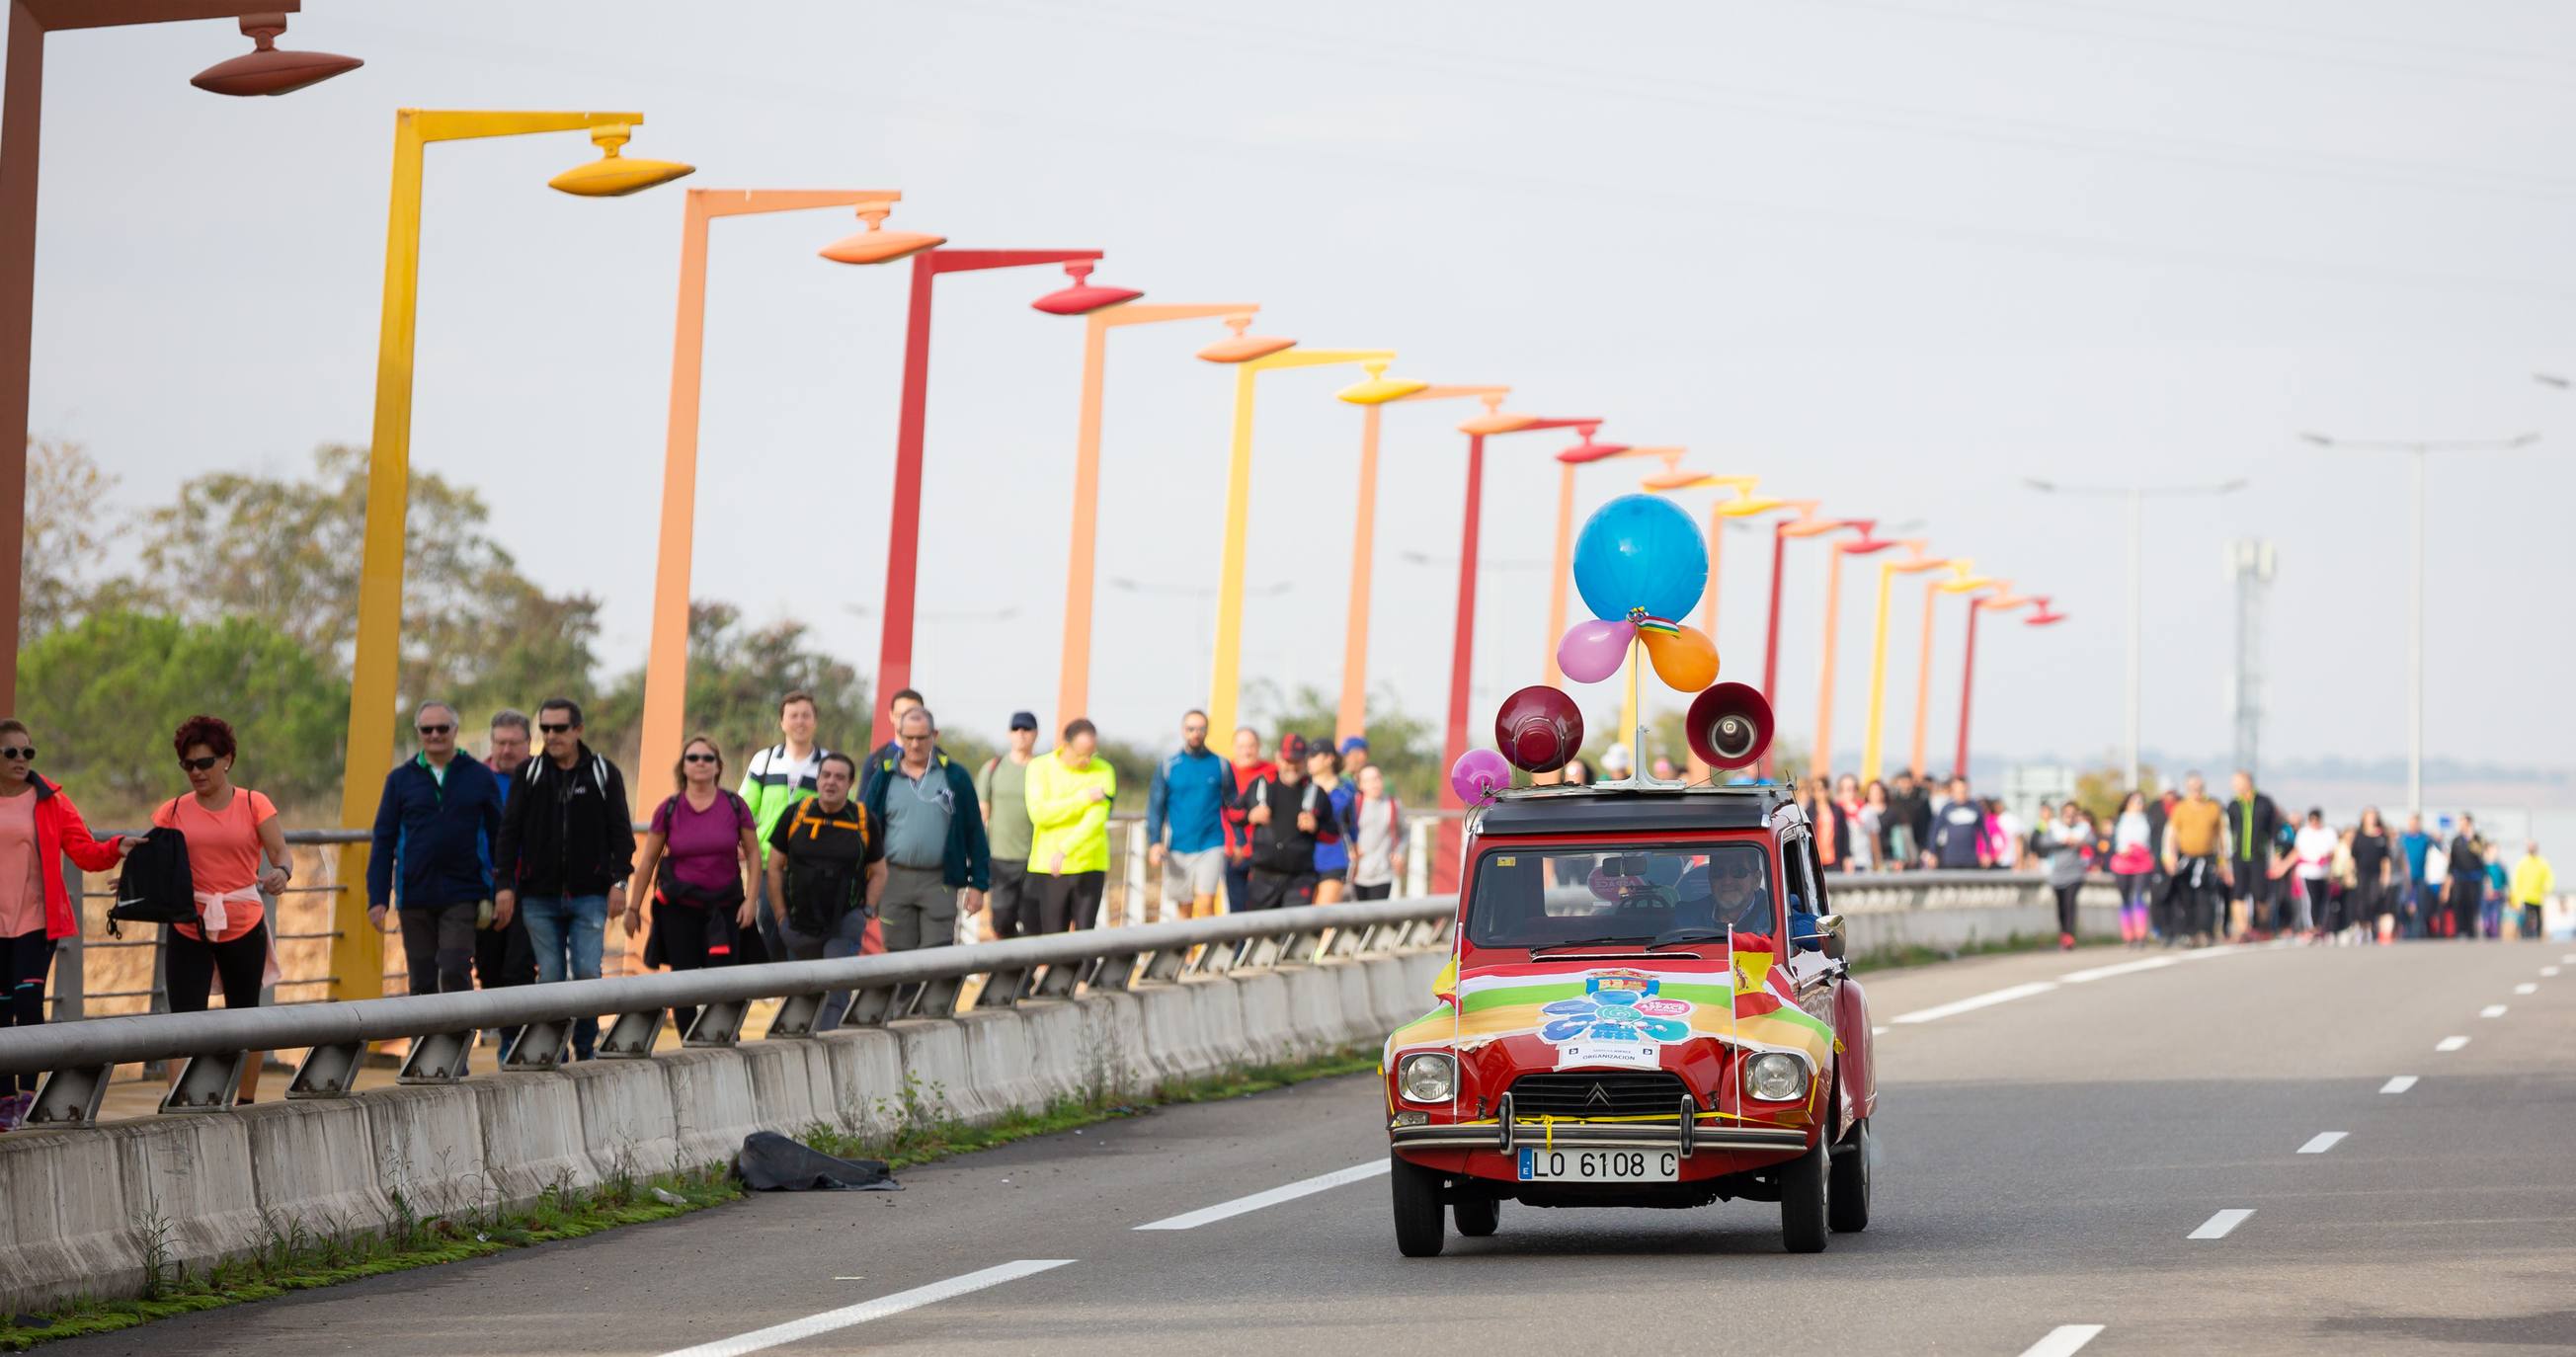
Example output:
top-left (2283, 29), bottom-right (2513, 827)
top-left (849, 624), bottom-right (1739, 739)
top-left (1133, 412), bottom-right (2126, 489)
top-left (1795, 913), bottom-right (1846, 961)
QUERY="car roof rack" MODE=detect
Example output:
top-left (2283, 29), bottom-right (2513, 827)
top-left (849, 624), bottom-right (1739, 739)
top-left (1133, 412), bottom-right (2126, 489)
top-left (1467, 780), bottom-right (1800, 837)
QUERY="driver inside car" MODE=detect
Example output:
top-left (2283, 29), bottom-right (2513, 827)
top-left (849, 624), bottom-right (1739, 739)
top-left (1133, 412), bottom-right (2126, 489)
top-left (1677, 849), bottom-right (1772, 937)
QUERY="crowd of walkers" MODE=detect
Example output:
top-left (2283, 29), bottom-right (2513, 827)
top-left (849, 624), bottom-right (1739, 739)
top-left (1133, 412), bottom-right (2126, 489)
top-left (1789, 764), bottom-right (2556, 952)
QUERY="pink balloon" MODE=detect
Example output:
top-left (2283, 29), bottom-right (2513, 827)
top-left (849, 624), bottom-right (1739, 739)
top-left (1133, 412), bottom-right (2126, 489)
top-left (1556, 618), bottom-right (1635, 684)
top-left (1449, 748), bottom-right (1512, 806)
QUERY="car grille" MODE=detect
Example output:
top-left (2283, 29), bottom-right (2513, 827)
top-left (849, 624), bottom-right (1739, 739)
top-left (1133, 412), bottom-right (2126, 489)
top-left (1509, 1071), bottom-right (1692, 1120)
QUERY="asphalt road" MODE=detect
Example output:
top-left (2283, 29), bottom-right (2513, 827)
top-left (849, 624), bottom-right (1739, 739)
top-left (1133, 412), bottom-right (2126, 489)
top-left (47, 938), bottom-right (2576, 1356)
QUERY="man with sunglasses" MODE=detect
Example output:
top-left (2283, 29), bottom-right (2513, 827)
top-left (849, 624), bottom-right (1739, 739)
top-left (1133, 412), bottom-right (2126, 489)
top-left (494, 697), bottom-right (637, 1059)
top-left (366, 701), bottom-right (507, 1013)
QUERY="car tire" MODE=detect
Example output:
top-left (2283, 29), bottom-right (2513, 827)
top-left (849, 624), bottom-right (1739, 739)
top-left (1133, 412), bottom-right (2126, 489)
top-left (1391, 1152), bottom-right (1447, 1257)
top-left (1453, 1196), bottom-right (1499, 1237)
top-left (1780, 1135), bottom-right (1828, 1253)
top-left (1828, 1117), bottom-right (1871, 1234)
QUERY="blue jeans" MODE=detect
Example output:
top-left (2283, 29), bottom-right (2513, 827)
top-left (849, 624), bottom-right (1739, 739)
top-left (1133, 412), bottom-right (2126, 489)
top-left (521, 894), bottom-right (608, 1059)
top-left (780, 909), bottom-right (871, 1032)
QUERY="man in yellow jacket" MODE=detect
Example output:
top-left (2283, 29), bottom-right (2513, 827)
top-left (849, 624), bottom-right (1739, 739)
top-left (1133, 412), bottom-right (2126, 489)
top-left (2510, 842), bottom-right (2553, 942)
top-left (1026, 718), bottom-right (1117, 932)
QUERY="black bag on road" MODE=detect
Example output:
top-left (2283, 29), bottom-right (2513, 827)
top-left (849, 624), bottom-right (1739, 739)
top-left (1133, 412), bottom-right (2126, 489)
top-left (735, 1131), bottom-right (901, 1192)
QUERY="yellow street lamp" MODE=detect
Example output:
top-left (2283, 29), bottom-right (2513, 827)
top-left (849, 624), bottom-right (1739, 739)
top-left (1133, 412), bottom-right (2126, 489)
top-left (1196, 319), bottom-right (1397, 739)
top-left (334, 110), bottom-right (690, 1001)
top-left (1859, 547), bottom-right (1961, 783)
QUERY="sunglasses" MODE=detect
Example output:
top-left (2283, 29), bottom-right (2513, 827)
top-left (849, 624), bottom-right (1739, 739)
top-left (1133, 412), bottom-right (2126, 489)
top-left (538, 722), bottom-right (573, 735)
top-left (180, 755), bottom-right (222, 772)
top-left (683, 752), bottom-right (719, 763)
top-left (1715, 861), bottom-right (1760, 879)
top-left (0, 746), bottom-right (31, 760)
top-left (417, 724), bottom-right (453, 736)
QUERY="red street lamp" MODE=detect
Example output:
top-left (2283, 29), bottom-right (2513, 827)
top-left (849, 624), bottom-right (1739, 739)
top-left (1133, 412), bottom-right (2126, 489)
top-left (824, 213), bottom-right (1124, 749)
top-left (190, 11), bottom-right (361, 94)
top-left (1755, 508), bottom-right (1858, 779)
top-left (1954, 590), bottom-right (2062, 775)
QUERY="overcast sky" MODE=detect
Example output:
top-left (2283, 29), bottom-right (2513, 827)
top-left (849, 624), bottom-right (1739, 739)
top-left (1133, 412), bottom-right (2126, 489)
top-left (18, 0), bottom-right (2575, 784)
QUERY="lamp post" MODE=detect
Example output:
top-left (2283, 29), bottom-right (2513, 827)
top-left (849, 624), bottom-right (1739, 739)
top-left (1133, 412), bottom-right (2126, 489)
top-left (334, 109), bottom-right (691, 1000)
top-left (1909, 563), bottom-right (1996, 777)
top-left (1751, 505), bottom-right (1841, 779)
top-left (2294, 431), bottom-right (2537, 816)
top-left (1195, 322), bottom-right (1400, 741)
top-left (1956, 589), bottom-right (2053, 775)
top-left (634, 190), bottom-right (909, 812)
top-left (1433, 399), bottom-right (1604, 888)
top-left (1328, 365), bottom-right (1504, 743)
top-left (834, 227), bottom-right (1122, 751)
top-left (1047, 282), bottom-right (1260, 732)
top-left (1857, 547), bottom-right (1956, 783)
top-left (0, 0), bottom-right (360, 709)
top-left (1641, 468), bottom-right (1763, 781)
top-left (2023, 475), bottom-right (2247, 792)
top-left (1810, 524), bottom-right (1902, 778)
top-left (1538, 426), bottom-right (1641, 686)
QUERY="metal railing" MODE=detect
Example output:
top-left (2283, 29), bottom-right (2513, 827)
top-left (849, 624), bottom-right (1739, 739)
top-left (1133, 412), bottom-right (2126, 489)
top-left (0, 894), bottom-right (1458, 1129)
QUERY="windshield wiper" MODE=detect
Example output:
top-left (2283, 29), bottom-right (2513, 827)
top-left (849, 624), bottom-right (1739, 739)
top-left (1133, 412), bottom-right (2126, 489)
top-left (1527, 935), bottom-right (1651, 956)
top-left (1647, 928), bottom-right (1729, 951)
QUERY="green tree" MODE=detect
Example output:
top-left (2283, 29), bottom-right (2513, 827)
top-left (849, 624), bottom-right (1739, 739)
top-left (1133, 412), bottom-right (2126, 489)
top-left (1241, 680), bottom-right (1441, 806)
top-left (2074, 759), bottom-right (2158, 823)
top-left (590, 600), bottom-right (870, 768)
top-left (19, 438), bottom-right (125, 645)
top-left (19, 608), bottom-right (347, 819)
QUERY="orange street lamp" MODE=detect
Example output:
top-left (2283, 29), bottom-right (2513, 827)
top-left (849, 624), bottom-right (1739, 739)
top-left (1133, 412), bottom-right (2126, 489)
top-left (1810, 524), bottom-right (1904, 778)
top-left (1909, 563), bottom-right (1997, 777)
top-left (1049, 283), bottom-right (1261, 732)
top-left (1956, 588), bottom-right (2045, 775)
top-left (1858, 546), bottom-right (1958, 784)
top-left (0, 0), bottom-right (360, 711)
top-left (1329, 364), bottom-right (1504, 743)
top-left (637, 189), bottom-right (904, 812)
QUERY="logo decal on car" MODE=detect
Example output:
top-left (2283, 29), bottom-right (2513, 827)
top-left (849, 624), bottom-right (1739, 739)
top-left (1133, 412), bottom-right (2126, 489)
top-left (1540, 970), bottom-right (1694, 1071)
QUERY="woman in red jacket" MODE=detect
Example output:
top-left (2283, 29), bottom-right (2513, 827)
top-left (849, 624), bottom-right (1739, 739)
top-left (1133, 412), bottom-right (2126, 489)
top-left (0, 718), bottom-right (129, 1129)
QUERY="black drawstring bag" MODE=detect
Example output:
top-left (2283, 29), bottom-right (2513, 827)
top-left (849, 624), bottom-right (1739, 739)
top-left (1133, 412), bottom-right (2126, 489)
top-left (735, 1131), bottom-right (901, 1191)
top-left (107, 818), bottom-right (196, 938)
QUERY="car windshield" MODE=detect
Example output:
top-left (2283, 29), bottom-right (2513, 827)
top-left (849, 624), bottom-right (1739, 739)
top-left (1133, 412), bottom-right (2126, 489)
top-left (1464, 842), bottom-right (1777, 950)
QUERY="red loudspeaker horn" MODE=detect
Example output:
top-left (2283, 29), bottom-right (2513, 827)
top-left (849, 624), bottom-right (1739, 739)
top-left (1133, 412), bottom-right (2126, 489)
top-left (1493, 685), bottom-right (1584, 774)
top-left (1686, 682), bottom-right (1774, 771)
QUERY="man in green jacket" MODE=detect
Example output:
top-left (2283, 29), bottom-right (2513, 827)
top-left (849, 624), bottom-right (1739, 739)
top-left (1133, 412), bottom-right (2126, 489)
top-left (1026, 718), bottom-right (1116, 932)
top-left (860, 705), bottom-right (989, 951)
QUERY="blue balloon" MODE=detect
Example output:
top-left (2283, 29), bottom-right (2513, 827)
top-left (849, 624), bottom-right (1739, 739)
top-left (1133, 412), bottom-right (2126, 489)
top-left (1572, 494), bottom-right (1707, 623)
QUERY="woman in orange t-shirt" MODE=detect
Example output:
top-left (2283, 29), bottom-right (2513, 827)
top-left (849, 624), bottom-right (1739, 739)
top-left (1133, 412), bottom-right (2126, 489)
top-left (152, 716), bottom-right (291, 1043)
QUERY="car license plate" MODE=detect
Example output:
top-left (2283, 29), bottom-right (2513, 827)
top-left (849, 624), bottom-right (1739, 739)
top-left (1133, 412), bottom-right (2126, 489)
top-left (1517, 1148), bottom-right (1678, 1182)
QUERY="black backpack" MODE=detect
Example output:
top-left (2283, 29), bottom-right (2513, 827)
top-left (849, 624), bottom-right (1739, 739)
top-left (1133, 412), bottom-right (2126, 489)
top-left (108, 814), bottom-right (196, 938)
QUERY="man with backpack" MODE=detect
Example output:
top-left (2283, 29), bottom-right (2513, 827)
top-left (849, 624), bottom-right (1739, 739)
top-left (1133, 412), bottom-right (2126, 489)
top-left (739, 689), bottom-right (839, 963)
top-left (766, 752), bottom-right (886, 1032)
top-left (975, 712), bottom-right (1040, 939)
top-left (1232, 733), bottom-right (1338, 911)
top-left (493, 698), bottom-right (636, 1060)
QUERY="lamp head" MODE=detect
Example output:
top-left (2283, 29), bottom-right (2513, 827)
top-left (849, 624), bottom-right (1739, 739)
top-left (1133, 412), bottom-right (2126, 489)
top-left (1337, 361), bottom-right (1431, 405)
top-left (1197, 314), bottom-right (1296, 363)
top-left (548, 124), bottom-right (693, 198)
top-left (1031, 261), bottom-right (1142, 315)
top-left (1457, 394), bottom-right (1533, 436)
top-left (1555, 422), bottom-right (1630, 463)
top-left (1715, 494), bottom-right (1789, 518)
top-left (820, 200), bottom-right (945, 265)
top-left (191, 14), bottom-right (362, 97)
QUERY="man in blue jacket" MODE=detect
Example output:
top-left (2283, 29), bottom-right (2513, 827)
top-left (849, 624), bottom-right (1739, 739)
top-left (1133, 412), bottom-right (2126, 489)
top-left (1147, 708), bottom-right (1232, 919)
top-left (368, 701), bottom-right (505, 1001)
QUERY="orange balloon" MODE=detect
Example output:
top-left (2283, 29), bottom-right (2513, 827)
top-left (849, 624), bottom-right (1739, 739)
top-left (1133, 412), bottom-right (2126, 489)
top-left (1641, 624), bottom-right (1719, 690)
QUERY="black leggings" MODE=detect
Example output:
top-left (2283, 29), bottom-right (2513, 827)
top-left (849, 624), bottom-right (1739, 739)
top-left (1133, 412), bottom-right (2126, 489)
top-left (165, 920), bottom-right (269, 1014)
top-left (2053, 883), bottom-right (2082, 937)
top-left (3, 929), bottom-right (49, 1096)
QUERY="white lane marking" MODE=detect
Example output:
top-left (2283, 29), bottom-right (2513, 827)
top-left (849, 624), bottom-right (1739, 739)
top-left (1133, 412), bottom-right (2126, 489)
top-left (658, 1259), bottom-right (1075, 1357)
top-left (2189, 1208), bottom-right (2254, 1239)
top-left (2515, 983), bottom-right (2537, 995)
top-left (2297, 1132), bottom-right (2347, 1155)
top-left (2379, 1076), bottom-right (2417, 1094)
top-left (1134, 1159), bottom-right (1389, 1231)
top-left (2060, 956), bottom-right (2176, 984)
top-left (1872, 1025), bottom-right (1889, 1036)
top-left (1890, 981), bottom-right (2058, 1024)
top-left (2436, 1036), bottom-right (2469, 1052)
top-left (2480, 1004), bottom-right (2507, 1018)
top-left (2018, 1324), bottom-right (2106, 1357)
top-left (2543, 967), bottom-right (2562, 978)
top-left (2562, 952), bottom-right (2574, 963)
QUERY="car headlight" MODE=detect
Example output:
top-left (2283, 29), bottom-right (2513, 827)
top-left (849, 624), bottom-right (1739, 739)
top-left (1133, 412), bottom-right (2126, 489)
top-left (1742, 1052), bottom-right (1810, 1102)
top-left (1398, 1053), bottom-right (1456, 1103)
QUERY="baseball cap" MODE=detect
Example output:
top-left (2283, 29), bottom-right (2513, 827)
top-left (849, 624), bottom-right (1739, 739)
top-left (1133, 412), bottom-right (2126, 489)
top-left (1008, 711), bottom-right (1038, 731)
top-left (1339, 736), bottom-right (1369, 754)
top-left (1278, 733), bottom-right (1310, 761)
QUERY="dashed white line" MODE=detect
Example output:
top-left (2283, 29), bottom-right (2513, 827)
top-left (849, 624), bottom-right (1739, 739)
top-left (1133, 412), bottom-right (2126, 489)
top-left (2515, 983), bottom-right (2537, 995)
top-left (1134, 1159), bottom-right (1389, 1231)
top-left (2436, 1036), bottom-right (2469, 1053)
top-left (2480, 1004), bottom-right (2508, 1018)
top-left (2059, 956), bottom-right (2176, 984)
top-left (657, 1259), bottom-right (1075, 1357)
top-left (2018, 1323), bottom-right (2106, 1356)
top-left (2189, 1208), bottom-right (2254, 1239)
top-left (2543, 966), bottom-right (2562, 978)
top-left (2297, 1132), bottom-right (2347, 1155)
top-left (2379, 1076), bottom-right (2417, 1094)
top-left (2562, 952), bottom-right (2575, 964)
top-left (1890, 981), bottom-right (2058, 1024)
top-left (1872, 1025), bottom-right (1888, 1036)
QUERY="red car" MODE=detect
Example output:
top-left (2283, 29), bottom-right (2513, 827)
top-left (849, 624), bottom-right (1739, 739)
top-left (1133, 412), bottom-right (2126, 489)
top-left (1383, 782), bottom-right (1877, 1255)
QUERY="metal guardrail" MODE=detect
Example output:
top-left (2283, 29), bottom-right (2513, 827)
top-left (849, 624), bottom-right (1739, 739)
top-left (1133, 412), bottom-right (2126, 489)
top-left (0, 894), bottom-right (1458, 1129)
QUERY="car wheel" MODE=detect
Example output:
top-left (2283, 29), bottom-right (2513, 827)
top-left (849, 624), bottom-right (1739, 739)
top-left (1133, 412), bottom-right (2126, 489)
top-left (1390, 1152), bottom-right (1447, 1257)
top-left (1780, 1135), bottom-right (1828, 1253)
top-left (1828, 1117), bottom-right (1871, 1234)
top-left (1453, 1196), bottom-right (1499, 1237)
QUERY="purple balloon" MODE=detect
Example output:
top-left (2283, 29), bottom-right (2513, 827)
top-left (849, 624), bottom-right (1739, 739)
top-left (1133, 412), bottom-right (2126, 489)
top-left (1449, 748), bottom-right (1512, 806)
top-left (1557, 618), bottom-right (1635, 685)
